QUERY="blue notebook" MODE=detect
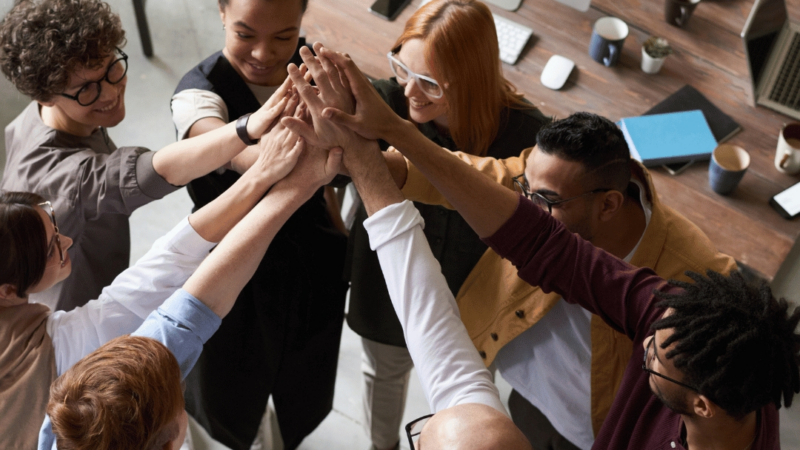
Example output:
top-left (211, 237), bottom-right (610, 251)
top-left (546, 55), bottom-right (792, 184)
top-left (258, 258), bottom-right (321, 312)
top-left (617, 110), bottom-right (717, 167)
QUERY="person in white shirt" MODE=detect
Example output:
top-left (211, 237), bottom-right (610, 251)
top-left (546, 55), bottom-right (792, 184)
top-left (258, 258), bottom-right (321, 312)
top-left (0, 99), bottom-right (306, 449)
top-left (280, 43), bottom-right (531, 450)
top-left (40, 115), bottom-right (344, 450)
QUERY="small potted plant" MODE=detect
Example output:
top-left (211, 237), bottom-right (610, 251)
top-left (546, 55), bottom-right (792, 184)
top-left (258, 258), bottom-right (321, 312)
top-left (641, 36), bottom-right (673, 74)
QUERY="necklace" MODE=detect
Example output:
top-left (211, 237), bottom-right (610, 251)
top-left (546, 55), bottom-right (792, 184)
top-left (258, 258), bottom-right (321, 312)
top-left (741, 435), bottom-right (756, 450)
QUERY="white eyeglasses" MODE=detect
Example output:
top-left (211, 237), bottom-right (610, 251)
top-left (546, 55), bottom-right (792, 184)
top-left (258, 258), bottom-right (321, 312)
top-left (387, 52), bottom-right (444, 99)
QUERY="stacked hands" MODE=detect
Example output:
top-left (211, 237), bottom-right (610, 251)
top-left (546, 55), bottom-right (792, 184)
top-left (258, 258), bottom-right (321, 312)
top-left (244, 41), bottom-right (409, 197)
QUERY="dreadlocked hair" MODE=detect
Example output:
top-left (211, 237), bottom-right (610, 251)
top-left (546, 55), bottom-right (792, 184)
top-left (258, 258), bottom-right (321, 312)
top-left (651, 270), bottom-right (800, 419)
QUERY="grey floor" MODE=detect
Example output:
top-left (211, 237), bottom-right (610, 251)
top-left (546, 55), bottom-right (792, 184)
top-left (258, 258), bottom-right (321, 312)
top-left (0, 0), bottom-right (796, 449)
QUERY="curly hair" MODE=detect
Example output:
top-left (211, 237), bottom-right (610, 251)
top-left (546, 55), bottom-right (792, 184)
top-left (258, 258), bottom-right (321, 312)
top-left (48, 335), bottom-right (185, 450)
top-left (652, 270), bottom-right (800, 419)
top-left (0, 0), bottom-right (125, 101)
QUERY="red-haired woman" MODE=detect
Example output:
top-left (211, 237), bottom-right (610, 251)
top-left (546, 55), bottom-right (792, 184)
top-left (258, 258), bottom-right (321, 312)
top-left (344, 1), bottom-right (549, 449)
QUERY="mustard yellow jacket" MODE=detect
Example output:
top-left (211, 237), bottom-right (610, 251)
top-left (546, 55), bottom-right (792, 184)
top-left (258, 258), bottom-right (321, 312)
top-left (396, 147), bottom-right (738, 435)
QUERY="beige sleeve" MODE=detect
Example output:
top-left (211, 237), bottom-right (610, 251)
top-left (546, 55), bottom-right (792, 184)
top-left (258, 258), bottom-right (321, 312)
top-left (396, 146), bottom-right (533, 210)
top-left (170, 89), bottom-right (230, 140)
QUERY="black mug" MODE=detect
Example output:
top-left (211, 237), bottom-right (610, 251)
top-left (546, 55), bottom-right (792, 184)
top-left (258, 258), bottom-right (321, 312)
top-left (589, 17), bottom-right (629, 67)
top-left (665, 0), bottom-right (701, 27)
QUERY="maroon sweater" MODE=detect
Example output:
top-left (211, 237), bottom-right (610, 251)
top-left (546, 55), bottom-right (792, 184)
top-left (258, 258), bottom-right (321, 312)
top-left (483, 195), bottom-right (779, 450)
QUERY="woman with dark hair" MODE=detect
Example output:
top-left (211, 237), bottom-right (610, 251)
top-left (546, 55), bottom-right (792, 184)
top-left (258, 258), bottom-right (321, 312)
top-left (171, 1), bottom-right (348, 448)
top-left (343, 1), bottom-right (549, 448)
top-left (38, 126), bottom-right (344, 450)
top-left (0, 111), bottom-right (307, 448)
top-left (0, 0), bottom-right (290, 313)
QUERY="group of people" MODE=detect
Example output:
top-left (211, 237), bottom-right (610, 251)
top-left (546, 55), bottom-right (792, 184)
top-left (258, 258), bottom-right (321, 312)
top-left (0, 0), bottom-right (797, 450)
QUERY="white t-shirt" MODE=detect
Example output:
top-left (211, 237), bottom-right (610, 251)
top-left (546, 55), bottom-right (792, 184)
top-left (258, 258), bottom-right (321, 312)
top-left (170, 83), bottom-right (279, 140)
top-left (494, 179), bottom-right (653, 450)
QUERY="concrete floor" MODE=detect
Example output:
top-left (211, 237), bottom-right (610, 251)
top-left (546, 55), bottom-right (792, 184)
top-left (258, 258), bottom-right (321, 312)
top-left (0, 0), bottom-right (796, 448)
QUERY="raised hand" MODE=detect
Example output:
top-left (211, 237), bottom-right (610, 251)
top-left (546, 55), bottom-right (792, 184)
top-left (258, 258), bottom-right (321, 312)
top-left (230, 91), bottom-right (302, 174)
top-left (281, 44), bottom-right (357, 149)
top-left (316, 46), bottom-right (409, 142)
top-left (249, 123), bottom-right (304, 187)
top-left (247, 74), bottom-right (295, 138)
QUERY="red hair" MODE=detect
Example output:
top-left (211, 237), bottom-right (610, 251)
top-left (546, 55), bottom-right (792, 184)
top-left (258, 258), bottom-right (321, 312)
top-left (47, 336), bottom-right (185, 450)
top-left (392, 0), bottom-right (532, 156)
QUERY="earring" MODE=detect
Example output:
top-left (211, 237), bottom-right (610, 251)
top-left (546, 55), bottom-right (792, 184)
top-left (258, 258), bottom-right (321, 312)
top-left (222, 25), bottom-right (226, 30)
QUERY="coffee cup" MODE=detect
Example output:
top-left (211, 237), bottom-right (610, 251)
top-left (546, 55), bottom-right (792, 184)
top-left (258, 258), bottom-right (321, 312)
top-left (665, 0), bottom-right (701, 28)
top-left (775, 122), bottom-right (800, 175)
top-left (589, 17), bottom-right (629, 67)
top-left (709, 144), bottom-right (750, 195)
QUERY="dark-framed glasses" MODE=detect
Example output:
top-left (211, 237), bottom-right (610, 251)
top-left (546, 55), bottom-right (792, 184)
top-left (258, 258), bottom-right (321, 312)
top-left (37, 201), bottom-right (64, 267)
top-left (642, 335), bottom-right (698, 392)
top-left (387, 52), bottom-right (444, 99)
top-left (405, 413), bottom-right (434, 449)
top-left (512, 174), bottom-right (611, 214)
top-left (60, 48), bottom-right (128, 106)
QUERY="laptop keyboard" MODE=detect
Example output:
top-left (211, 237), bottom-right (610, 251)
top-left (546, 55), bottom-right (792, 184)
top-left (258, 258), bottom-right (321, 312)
top-left (769, 33), bottom-right (800, 111)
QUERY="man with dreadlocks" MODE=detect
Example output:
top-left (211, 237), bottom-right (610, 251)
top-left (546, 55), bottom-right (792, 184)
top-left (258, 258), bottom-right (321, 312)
top-left (308, 48), bottom-right (800, 448)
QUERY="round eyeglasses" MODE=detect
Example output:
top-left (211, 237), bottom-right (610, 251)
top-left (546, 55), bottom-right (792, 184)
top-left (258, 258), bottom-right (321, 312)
top-left (387, 52), bottom-right (444, 99)
top-left (60, 48), bottom-right (128, 106)
top-left (512, 174), bottom-right (611, 214)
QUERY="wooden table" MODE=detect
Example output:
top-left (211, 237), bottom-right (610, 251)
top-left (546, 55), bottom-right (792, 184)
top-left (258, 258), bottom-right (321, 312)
top-left (303, 0), bottom-right (800, 279)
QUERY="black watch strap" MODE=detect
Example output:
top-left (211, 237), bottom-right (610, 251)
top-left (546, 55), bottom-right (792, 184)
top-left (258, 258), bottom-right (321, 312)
top-left (236, 113), bottom-right (259, 146)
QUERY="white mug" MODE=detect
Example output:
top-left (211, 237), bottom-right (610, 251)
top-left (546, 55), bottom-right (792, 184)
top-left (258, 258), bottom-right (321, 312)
top-left (775, 123), bottom-right (800, 175)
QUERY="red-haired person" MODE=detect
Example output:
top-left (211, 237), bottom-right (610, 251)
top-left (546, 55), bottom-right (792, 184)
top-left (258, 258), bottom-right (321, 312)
top-left (40, 126), bottom-right (345, 450)
top-left (170, 1), bottom-right (348, 447)
top-left (343, 1), bottom-right (548, 449)
top-left (0, 0), bottom-right (289, 314)
top-left (0, 102), bottom-right (307, 448)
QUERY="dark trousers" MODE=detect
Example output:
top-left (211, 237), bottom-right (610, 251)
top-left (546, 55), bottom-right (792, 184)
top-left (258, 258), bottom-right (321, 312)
top-left (508, 389), bottom-right (582, 450)
top-left (184, 227), bottom-right (348, 450)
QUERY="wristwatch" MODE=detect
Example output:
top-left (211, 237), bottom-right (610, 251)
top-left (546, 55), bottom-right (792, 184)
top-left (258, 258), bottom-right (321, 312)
top-left (236, 113), bottom-right (259, 146)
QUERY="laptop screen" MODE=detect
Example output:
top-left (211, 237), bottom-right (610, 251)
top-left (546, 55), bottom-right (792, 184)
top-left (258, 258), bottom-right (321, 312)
top-left (742, 0), bottom-right (788, 97)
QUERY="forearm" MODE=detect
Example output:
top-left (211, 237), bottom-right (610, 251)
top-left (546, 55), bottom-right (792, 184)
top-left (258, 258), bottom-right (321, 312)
top-left (346, 139), bottom-right (405, 216)
top-left (152, 120), bottom-right (247, 186)
top-left (385, 121), bottom-right (519, 238)
top-left (398, 147), bottom-right (528, 210)
top-left (183, 184), bottom-right (311, 318)
top-left (366, 201), bottom-right (505, 413)
top-left (187, 166), bottom-right (278, 243)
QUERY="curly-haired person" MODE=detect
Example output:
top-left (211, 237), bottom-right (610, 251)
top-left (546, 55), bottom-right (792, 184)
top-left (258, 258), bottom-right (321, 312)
top-left (0, 0), bottom-right (292, 312)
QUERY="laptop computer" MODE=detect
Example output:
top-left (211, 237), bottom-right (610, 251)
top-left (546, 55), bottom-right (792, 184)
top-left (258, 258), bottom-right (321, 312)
top-left (742, 0), bottom-right (800, 119)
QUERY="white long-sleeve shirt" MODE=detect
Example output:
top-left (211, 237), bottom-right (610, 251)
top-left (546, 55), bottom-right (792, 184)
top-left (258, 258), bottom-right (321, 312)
top-left (363, 200), bottom-right (506, 415)
top-left (46, 217), bottom-right (215, 375)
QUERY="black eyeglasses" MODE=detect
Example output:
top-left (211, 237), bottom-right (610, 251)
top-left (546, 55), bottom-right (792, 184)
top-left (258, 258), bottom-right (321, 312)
top-left (60, 48), bottom-right (128, 106)
top-left (642, 335), bottom-right (698, 392)
top-left (37, 201), bottom-right (64, 267)
top-left (405, 414), bottom-right (434, 449)
top-left (512, 174), bottom-right (611, 214)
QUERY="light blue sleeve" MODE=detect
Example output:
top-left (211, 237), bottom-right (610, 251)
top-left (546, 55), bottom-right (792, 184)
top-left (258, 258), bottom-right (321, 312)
top-left (38, 289), bottom-right (221, 450)
top-left (132, 288), bottom-right (221, 377)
